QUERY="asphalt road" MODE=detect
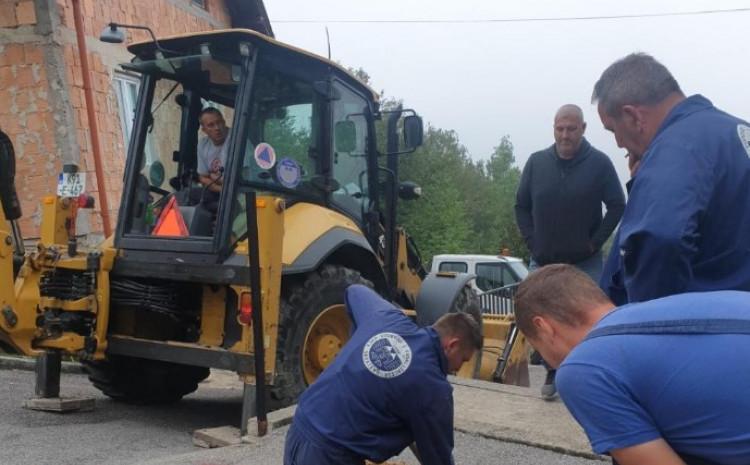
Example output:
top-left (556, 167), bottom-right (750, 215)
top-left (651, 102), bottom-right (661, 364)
top-left (0, 367), bottom-right (602, 465)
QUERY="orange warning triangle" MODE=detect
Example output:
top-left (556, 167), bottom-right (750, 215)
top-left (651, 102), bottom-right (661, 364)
top-left (152, 196), bottom-right (188, 237)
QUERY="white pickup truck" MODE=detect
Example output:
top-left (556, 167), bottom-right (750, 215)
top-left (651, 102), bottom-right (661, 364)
top-left (430, 254), bottom-right (529, 315)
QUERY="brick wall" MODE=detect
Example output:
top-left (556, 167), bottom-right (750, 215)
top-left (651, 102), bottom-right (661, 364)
top-left (0, 0), bottom-right (232, 238)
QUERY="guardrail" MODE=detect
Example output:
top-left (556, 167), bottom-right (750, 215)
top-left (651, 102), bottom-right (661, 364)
top-left (478, 283), bottom-right (519, 316)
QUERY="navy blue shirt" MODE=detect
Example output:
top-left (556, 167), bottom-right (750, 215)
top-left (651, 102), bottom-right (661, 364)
top-left (557, 291), bottom-right (750, 463)
top-left (293, 285), bottom-right (454, 465)
top-left (600, 95), bottom-right (750, 304)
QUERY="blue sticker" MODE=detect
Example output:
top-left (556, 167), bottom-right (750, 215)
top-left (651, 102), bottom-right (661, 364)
top-left (254, 143), bottom-right (276, 170)
top-left (276, 157), bottom-right (301, 188)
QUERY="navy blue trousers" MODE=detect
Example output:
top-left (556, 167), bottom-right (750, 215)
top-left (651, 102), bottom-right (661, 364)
top-left (284, 423), bottom-right (364, 465)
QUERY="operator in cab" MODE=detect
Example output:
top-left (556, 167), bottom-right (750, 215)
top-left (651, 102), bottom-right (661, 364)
top-left (196, 107), bottom-right (230, 211)
top-left (284, 284), bottom-right (481, 465)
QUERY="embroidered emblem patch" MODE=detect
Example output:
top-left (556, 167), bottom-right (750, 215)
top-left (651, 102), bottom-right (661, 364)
top-left (362, 332), bottom-right (412, 379)
top-left (737, 124), bottom-right (750, 158)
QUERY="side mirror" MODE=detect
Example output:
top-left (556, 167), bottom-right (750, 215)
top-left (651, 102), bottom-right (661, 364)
top-left (0, 131), bottom-right (21, 220)
top-left (334, 120), bottom-right (357, 153)
top-left (399, 181), bottom-right (422, 201)
top-left (403, 115), bottom-right (423, 150)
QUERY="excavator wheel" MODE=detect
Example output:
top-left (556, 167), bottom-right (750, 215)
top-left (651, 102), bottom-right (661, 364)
top-left (82, 355), bottom-right (209, 404)
top-left (271, 265), bottom-right (372, 405)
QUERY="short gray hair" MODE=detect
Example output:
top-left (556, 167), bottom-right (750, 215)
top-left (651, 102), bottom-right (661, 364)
top-left (592, 53), bottom-right (682, 116)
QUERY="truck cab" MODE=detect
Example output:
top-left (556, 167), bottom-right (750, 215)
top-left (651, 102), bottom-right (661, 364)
top-left (431, 254), bottom-right (528, 294)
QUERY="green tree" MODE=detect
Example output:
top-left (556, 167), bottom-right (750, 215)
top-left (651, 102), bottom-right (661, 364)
top-left (342, 64), bottom-right (528, 264)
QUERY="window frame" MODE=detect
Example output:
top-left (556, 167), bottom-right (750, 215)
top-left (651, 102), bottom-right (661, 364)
top-left (475, 262), bottom-right (517, 291)
top-left (437, 261), bottom-right (469, 273)
top-left (328, 78), bottom-right (372, 224)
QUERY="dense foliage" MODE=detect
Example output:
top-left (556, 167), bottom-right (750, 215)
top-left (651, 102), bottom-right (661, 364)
top-left (396, 129), bottom-right (528, 266)
top-left (349, 67), bottom-right (529, 267)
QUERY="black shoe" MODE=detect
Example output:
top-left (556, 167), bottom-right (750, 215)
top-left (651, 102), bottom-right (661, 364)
top-left (541, 369), bottom-right (557, 401)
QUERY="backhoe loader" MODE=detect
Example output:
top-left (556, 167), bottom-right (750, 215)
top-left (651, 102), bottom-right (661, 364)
top-left (0, 28), bottom-right (528, 430)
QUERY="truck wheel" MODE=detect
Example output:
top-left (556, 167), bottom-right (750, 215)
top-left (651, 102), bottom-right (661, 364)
top-left (82, 356), bottom-right (209, 404)
top-left (271, 265), bottom-right (371, 405)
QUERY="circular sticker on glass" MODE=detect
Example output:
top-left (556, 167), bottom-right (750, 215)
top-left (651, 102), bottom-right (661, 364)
top-left (254, 143), bottom-right (276, 170)
top-left (276, 157), bottom-right (301, 188)
top-left (362, 332), bottom-right (412, 379)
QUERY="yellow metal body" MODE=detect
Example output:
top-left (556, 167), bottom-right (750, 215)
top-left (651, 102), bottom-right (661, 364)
top-left (229, 196), bottom-right (285, 378)
top-left (280, 202), bottom-right (363, 267)
top-left (395, 228), bottom-right (423, 305)
top-left (0, 203), bottom-right (18, 347)
top-left (0, 192), bottom-right (528, 388)
top-left (0, 195), bottom-right (117, 359)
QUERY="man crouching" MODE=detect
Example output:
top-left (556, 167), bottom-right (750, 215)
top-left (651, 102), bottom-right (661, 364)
top-left (515, 264), bottom-right (750, 465)
top-left (284, 284), bottom-right (481, 465)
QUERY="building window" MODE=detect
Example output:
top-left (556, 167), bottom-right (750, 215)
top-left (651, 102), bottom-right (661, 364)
top-left (191, 0), bottom-right (207, 10)
top-left (113, 73), bottom-right (155, 163)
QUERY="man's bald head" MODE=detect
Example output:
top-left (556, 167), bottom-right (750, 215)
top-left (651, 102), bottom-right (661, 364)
top-left (553, 104), bottom-right (586, 159)
top-left (554, 104), bottom-right (584, 124)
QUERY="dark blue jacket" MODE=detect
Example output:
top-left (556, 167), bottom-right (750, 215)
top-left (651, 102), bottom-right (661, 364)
top-left (515, 138), bottom-right (625, 265)
top-left (601, 95), bottom-right (750, 304)
top-left (293, 285), bottom-right (454, 465)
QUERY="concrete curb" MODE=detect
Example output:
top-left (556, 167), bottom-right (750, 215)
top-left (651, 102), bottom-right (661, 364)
top-left (450, 377), bottom-right (608, 462)
top-left (0, 355), bottom-right (85, 374)
top-left (454, 422), bottom-right (607, 462)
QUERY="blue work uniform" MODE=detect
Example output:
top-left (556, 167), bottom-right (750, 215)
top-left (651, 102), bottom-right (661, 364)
top-left (600, 95), bottom-right (750, 304)
top-left (557, 291), bottom-right (750, 464)
top-left (284, 285), bottom-right (455, 465)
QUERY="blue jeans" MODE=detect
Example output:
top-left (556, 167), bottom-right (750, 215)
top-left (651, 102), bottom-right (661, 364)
top-left (528, 250), bottom-right (603, 283)
top-left (529, 251), bottom-right (604, 375)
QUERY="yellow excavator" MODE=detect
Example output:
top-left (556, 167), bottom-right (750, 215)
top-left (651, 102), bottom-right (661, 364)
top-left (0, 27), bottom-right (528, 432)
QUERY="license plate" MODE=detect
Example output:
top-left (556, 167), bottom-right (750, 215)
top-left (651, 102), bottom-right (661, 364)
top-left (57, 172), bottom-right (86, 198)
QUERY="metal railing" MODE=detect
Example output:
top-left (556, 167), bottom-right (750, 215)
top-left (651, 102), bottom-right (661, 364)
top-left (478, 283), bottom-right (519, 316)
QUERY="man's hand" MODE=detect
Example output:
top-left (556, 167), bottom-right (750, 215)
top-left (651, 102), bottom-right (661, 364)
top-left (199, 173), bottom-right (223, 193)
top-left (610, 438), bottom-right (686, 465)
top-left (626, 152), bottom-right (642, 177)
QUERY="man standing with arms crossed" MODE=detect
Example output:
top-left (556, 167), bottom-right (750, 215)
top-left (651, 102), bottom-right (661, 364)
top-left (593, 53), bottom-right (750, 304)
top-left (515, 104), bottom-right (625, 399)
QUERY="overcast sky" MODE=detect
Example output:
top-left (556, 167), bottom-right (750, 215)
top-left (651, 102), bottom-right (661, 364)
top-left (264, 0), bottom-right (750, 184)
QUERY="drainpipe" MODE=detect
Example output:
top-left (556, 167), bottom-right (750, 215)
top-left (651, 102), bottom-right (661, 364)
top-left (71, 0), bottom-right (112, 237)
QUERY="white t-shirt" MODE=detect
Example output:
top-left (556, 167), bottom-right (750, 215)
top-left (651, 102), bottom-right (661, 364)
top-left (197, 128), bottom-right (231, 176)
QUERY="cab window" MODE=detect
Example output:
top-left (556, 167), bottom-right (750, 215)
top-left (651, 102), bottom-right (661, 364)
top-left (331, 81), bottom-right (369, 222)
top-left (438, 261), bottom-right (468, 273)
top-left (475, 263), bottom-right (517, 292)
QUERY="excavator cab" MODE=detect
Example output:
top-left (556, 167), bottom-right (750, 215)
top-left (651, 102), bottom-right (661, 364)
top-left (115, 30), bottom-right (418, 264)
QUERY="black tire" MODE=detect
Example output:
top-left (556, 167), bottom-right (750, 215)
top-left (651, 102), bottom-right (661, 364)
top-left (271, 265), bottom-right (372, 405)
top-left (82, 355), bottom-right (210, 404)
